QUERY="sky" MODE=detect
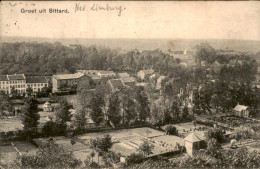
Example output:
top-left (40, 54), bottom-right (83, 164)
top-left (0, 1), bottom-right (260, 40)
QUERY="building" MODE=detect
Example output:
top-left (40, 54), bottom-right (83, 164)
top-left (97, 71), bottom-right (116, 78)
top-left (8, 74), bottom-right (26, 95)
top-left (137, 69), bottom-right (154, 80)
top-left (233, 104), bottom-right (250, 117)
top-left (120, 76), bottom-right (136, 86)
top-left (0, 75), bottom-right (9, 94)
top-left (156, 76), bottom-right (166, 90)
top-left (25, 76), bottom-right (49, 93)
top-left (118, 72), bottom-right (130, 78)
top-left (52, 73), bottom-right (85, 93)
top-left (184, 132), bottom-right (206, 157)
top-left (210, 61), bottom-right (222, 73)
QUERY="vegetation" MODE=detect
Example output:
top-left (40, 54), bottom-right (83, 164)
top-left (89, 134), bottom-right (113, 153)
top-left (138, 139), bottom-right (155, 157)
top-left (165, 125), bottom-right (178, 135)
top-left (205, 128), bottom-right (225, 143)
top-left (21, 97), bottom-right (40, 139)
top-left (0, 91), bottom-right (12, 116)
top-left (20, 138), bottom-right (82, 168)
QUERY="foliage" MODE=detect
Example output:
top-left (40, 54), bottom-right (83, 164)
top-left (165, 125), bottom-right (178, 135)
top-left (125, 153), bottom-right (144, 165)
top-left (222, 147), bottom-right (260, 168)
top-left (138, 139), bottom-right (155, 157)
top-left (21, 97), bottom-right (40, 138)
top-left (90, 134), bottom-right (113, 152)
top-left (205, 138), bottom-right (222, 158)
top-left (72, 108), bottom-right (86, 133)
top-left (55, 98), bottom-right (72, 124)
top-left (0, 91), bottom-right (12, 116)
top-left (20, 138), bottom-right (82, 168)
top-left (135, 89), bottom-right (150, 122)
top-left (88, 91), bottom-right (105, 126)
top-left (107, 92), bottom-right (122, 127)
top-left (26, 86), bottom-right (33, 96)
top-left (205, 128), bottom-right (225, 143)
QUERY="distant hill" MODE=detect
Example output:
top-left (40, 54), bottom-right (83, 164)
top-left (1, 36), bottom-right (260, 54)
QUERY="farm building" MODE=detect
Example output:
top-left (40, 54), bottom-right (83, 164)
top-left (233, 104), bottom-right (250, 117)
top-left (43, 101), bottom-right (52, 112)
top-left (137, 69), bottom-right (154, 80)
top-left (184, 132), bottom-right (206, 157)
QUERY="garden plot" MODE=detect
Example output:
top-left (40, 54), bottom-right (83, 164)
top-left (12, 141), bottom-right (37, 156)
top-left (78, 127), bottom-right (165, 143)
top-left (0, 145), bottom-right (18, 166)
top-left (164, 122), bottom-right (211, 136)
top-left (0, 118), bottom-right (23, 132)
top-left (33, 136), bottom-right (88, 152)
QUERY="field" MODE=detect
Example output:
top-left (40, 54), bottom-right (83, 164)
top-left (0, 118), bottom-right (23, 132)
top-left (0, 145), bottom-right (18, 167)
top-left (78, 127), bottom-right (184, 157)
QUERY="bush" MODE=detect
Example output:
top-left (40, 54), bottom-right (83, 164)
top-left (125, 153), bottom-right (144, 166)
top-left (205, 128), bottom-right (225, 143)
top-left (165, 125), bottom-right (178, 135)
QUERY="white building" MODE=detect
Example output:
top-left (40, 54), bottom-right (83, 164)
top-left (25, 76), bottom-right (49, 93)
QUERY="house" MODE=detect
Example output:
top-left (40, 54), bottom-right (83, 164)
top-left (108, 79), bottom-right (125, 92)
top-left (137, 69), bottom-right (154, 80)
top-left (52, 73), bottom-right (85, 93)
top-left (43, 101), bottom-right (53, 112)
top-left (233, 104), bottom-right (250, 117)
top-left (184, 132), bottom-right (206, 157)
top-left (210, 61), bottom-right (221, 73)
top-left (97, 71), bottom-right (116, 78)
top-left (156, 76), bottom-right (166, 90)
top-left (77, 70), bottom-right (101, 83)
top-left (0, 75), bottom-right (9, 94)
top-left (120, 76), bottom-right (136, 86)
top-left (7, 74), bottom-right (26, 95)
top-left (25, 76), bottom-right (49, 93)
top-left (118, 72), bottom-right (130, 78)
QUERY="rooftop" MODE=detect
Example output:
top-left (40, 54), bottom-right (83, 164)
top-left (7, 74), bottom-right (25, 80)
top-left (26, 76), bottom-right (48, 83)
top-left (53, 73), bottom-right (84, 80)
top-left (0, 75), bottom-right (8, 81)
top-left (139, 69), bottom-right (154, 74)
top-left (120, 76), bottom-right (136, 83)
top-left (118, 72), bottom-right (130, 78)
top-left (184, 132), bottom-right (204, 143)
top-left (233, 104), bottom-right (248, 112)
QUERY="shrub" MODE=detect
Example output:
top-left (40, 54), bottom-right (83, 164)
top-left (125, 153), bottom-right (144, 166)
top-left (165, 125), bottom-right (178, 135)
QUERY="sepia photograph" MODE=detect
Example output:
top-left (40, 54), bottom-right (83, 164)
top-left (0, 1), bottom-right (260, 168)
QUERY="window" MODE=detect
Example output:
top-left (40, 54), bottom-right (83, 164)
top-left (6, 81), bottom-right (8, 84)
top-left (41, 84), bottom-right (43, 86)
top-left (3, 81), bottom-right (5, 84)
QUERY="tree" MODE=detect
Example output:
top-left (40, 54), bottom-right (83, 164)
top-left (206, 138), bottom-right (222, 158)
top-left (26, 86), bottom-right (33, 96)
top-left (72, 108), bottom-right (86, 133)
top-left (107, 93), bottom-right (121, 127)
top-left (21, 97), bottom-right (40, 138)
top-left (135, 89), bottom-right (150, 122)
top-left (91, 134), bottom-right (113, 153)
top-left (165, 125), bottom-right (178, 135)
top-left (138, 140), bottom-right (154, 157)
top-left (20, 138), bottom-right (82, 168)
top-left (42, 121), bottom-right (58, 137)
top-left (205, 128), bottom-right (225, 143)
top-left (89, 92), bottom-right (105, 126)
top-left (55, 98), bottom-right (72, 124)
top-left (11, 86), bottom-right (18, 98)
top-left (0, 91), bottom-right (12, 116)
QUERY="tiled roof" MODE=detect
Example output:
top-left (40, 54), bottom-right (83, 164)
top-left (0, 75), bottom-right (8, 81)
top-left (53, 73), bottom-right (84, 80)
top-left (26, 76), bottom-right (48, 83)
top-left (7, 74), bottom-right (25, 80)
